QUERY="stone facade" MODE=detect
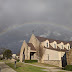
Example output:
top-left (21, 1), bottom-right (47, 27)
top-left (44, 60), bottom-right (62, 67)
top-left (66, 48), bottom-right (72, 65)
top-left (20, 34), bottom-right (71, 67)
top-left (20, 40), bottom-right (36, 62)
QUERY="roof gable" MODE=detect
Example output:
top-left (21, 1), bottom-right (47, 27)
top-left (27, 43), bottom-right (36, 51)
top-left (36, 36), bottom-right (68, 44)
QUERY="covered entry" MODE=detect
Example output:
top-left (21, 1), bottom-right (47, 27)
top-left (20, 41), bottom-right (36, 62)
top-left (30, 52), bottom-right (36, 60)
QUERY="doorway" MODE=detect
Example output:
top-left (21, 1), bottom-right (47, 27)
top-left (23, 49), bottom-right (25, 62)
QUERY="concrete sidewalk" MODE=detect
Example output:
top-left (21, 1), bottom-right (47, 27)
top-left (0, 62), bottom-right (16, 72)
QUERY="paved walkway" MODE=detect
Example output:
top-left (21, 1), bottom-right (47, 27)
top-left (25, 63), bottom-right (72, 72)
top-left (0, 62), bottom-right (16, 72)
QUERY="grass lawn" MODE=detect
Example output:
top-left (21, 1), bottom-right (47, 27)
top-left (6, 62), bottom-right (47, 72)
top-left (30, 62), bottom-right (58, 67)
top-left (0, 60), bottom-right (3, 62)
top-left (58, 71), bottom-right (65, 72)
top-left (63, 65), bottom-right (72, 71)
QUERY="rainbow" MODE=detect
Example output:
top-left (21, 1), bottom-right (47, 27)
top-left (0, 22), bottom-right (71, 36)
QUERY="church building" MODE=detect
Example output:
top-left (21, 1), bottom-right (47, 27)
top-left (20, 34), bottom-right (71, 67)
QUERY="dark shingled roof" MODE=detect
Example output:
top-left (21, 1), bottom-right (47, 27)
top-left (27, 43), bottom-right (36, 51)
top-left (44, 46), bottom-right (68, 52)
top-left (36, 36), bottom-right (69, 52)
top-left (43, 44), bottom-right (68, 52)
top-left (36, 36), bottom-right (68, 44)
top-left (68, 41), bottom-right (72, 47)
top-left (49, 44), bottom-right (53, 48)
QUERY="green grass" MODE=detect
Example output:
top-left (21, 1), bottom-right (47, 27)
top-left (6, 62), bottom-right (47, 72)
top-left (63, 65), bottom-right (72, 71)
top-left (58, 71), bottom-right (65, 72)
top-left (0, 60), bottom-right (3, 62)
top-left (30, 62), bottom-right (58, 67)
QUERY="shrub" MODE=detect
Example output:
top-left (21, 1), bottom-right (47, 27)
top-left (16, 59), bottom-right (20, 62)
top-left (64, 65), bottom-right (72, 71)
top-left (25, 60), bottom-right (38, 63)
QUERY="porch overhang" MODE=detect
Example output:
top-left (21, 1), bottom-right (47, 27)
top-left (30, 50), bottom-right (36, 52)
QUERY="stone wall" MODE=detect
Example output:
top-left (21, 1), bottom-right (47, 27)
top-left (20, 40), bottom-right (30, 62)
top-left (42, 48), bottom-right (61, 61)
top-left (44, 60), bottom-right (62, 67)
top-left (66, 48), bottom-right (72, 65)
top-left (29, 34), bottom-right (40, 49)
top-left (29, 34), bottom-right (40, 60)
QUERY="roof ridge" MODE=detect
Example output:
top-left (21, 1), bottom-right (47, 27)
top-left (36, 36), bottom-right (68, 44)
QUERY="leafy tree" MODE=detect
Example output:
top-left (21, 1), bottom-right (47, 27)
top-left (36, 43), bottom-right (45, 62)
top-left (3, 49), bottom-right (12, 59)
top-left (38, 45), bottom-right (45, 62)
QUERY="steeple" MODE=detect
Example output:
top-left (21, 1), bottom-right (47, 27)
top-left (31, 34), bottom-right (35, 38)
top-left (29, 34), bottom-right (36, 43)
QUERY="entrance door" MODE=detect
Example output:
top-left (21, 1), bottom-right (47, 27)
top-left (61, 53), bottom-right (67, 67)
top-left (30, 53), bottom-right (31, 60)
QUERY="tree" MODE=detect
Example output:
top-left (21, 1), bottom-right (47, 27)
top-left (36, 43), bottom-right (45, 62)
top-left (3, 49), bottom-right (12, 59)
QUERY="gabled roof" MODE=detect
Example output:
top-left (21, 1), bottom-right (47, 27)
top-left (68, 41), bottom-right (72, 47)
top-left (57, 46), bottom-right (60, 49)
top-left (27, 43), bottom-right (36, 51)
top-left (44, 46), bottom-right (68, 52)
top-left (49, 44), bottom-right (53, 48)
top-left (36, 36), bottom-right (68, 44)
top-left (43, 44), bottom-right (68, 52)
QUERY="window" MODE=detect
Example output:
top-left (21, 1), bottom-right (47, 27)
top-left (48, 54), bottom-right (49, 60)
top-left (47, 42), bottom-right (48, 47)
top-left (61, 45), bottom-right (63, 49)
top-left (23, 51), bottom-right (24, 54)
top-left (23, 48), bottom-right (25, 54)
top-left (54, 44), bottom-right (56, 48)
top-left (68, 46), bottom-right (70, 49)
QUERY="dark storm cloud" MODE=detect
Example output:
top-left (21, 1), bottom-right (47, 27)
top-left (0, 0), bottom-right (72, 32)
top-left (0, 0), bottom-right (72, 53)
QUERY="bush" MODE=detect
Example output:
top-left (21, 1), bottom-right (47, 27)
top-left (16, 59), bottom-right (20, 62)
top-left (64, 65), bottom-right (72, 71)
top-left (25, 60), bottom-right (38, 63)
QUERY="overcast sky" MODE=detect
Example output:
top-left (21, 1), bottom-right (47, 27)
top-left (0, 0), bottom-right (72, 53)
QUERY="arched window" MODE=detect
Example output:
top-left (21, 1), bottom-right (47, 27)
top-left (68, 46), bottom-right (70, 49)
top-left (47, 43), bottom-right (48, 47)
top-left (54, 44), bottom-right (56, 48)
top-left (23, 51), bottom-right (24, 54)
top-left (23, 48), bottom-right (25, 54)
top-left (48, 54), bottom-right (49, 60)
top-left (61, 45), bottom-right (63, 49)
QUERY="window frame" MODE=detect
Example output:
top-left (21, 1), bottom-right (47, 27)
top-left (54, 44), bottom-right (56, 48)
top-left (47, 42), bottom-right (48, 48)
top-left (61, 45), bottom-right (63, 49)
top-left (68, 46), bottom-right (70, 49)
top-left (48, 54), bottom-right (49, 60)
